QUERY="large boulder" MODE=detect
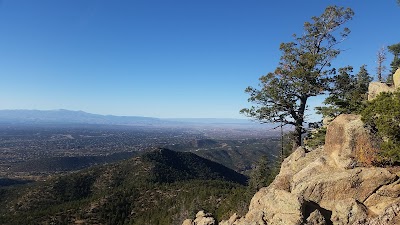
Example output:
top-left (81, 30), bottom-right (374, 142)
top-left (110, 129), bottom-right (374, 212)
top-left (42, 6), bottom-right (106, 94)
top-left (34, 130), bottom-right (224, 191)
top-left (324, 114), bottom-right (378, 168)
top-left (367, 68), bottom-right (400, 100)
top-left (231, 188), bottom-right (304, 225)
top-left (393, 68), bottom-right (400, 88)
top-left (368, 82), bottom-right (396, 100)
top-left (291, 166), bottom-right (396, 210)
top-left (271, 146), bottom-right (325, 192)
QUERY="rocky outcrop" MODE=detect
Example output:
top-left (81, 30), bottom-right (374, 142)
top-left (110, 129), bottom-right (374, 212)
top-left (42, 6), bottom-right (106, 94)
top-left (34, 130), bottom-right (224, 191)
top-left (237, 188), bottom-right (304, 225)
top-left (219, 213), bottom-right (239, 225)
top-left (183, 114), bottom-right (400, 225)
top-left (324, 114), bottom-right (363, 168)
top-left (331, 199), bottom-right (368, 224)
top-left (368, 68), bottom-right (400, 100)
top-left (364, 179), bottom-right (400, 215)
top-left (368, 82), bottom-right (396, 100)
top-left (393, 68), bottom-right (400, 88)
top-left (182, 211), bottom-right (216, 225)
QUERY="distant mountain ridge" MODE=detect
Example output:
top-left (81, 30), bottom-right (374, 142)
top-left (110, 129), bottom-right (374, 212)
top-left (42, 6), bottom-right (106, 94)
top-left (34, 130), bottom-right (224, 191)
top-left (0, 109), bottom-right (160, 125)
top-left (0, 109), bottom-right (254, 125)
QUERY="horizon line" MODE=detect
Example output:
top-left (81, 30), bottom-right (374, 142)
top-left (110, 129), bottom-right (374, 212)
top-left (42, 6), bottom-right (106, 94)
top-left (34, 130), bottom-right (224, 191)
top-left (0, 108), bottom-right (251, 120)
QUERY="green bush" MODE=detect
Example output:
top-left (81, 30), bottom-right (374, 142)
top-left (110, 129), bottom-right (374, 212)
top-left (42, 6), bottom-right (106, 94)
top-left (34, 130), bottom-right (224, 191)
top-left (361, 91), bottom-right (400, 164)
top-left (305, 127), bottom-right (327, 149)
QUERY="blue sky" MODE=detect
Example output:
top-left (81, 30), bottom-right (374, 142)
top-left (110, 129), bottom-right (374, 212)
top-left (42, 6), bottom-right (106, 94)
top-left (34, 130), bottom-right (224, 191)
top-left (0, 1), bottom-right (399, 120)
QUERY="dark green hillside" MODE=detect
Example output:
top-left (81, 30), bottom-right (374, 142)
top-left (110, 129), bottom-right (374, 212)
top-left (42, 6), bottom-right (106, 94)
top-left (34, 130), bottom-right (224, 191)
top-left (0, 148), bottom-right (249, 225)
top-left (143, 148), bottom-right (247, 184)
top-left (0, 178), bottom-right (33, 187)
top-left (166, 138), bottom-right (280, 173)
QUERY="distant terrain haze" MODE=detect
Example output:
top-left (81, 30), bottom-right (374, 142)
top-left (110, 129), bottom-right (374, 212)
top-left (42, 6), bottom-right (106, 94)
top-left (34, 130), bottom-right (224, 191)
top-left (0, 109), bottom-right (261, 126)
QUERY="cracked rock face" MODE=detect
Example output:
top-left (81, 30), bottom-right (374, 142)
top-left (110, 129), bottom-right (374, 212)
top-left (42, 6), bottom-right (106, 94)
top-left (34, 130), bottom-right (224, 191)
top-left (182, 114), bottom-right (400, 225)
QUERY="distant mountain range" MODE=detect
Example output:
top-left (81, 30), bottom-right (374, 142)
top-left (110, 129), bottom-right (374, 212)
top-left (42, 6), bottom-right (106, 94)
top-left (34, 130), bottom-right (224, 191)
top-left (0, 109), bottom-right (256, 126)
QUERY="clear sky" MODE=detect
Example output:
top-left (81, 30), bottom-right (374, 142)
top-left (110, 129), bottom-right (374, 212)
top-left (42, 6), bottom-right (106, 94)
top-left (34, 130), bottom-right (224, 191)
top-left (0, 1), bottom-right (399, 120)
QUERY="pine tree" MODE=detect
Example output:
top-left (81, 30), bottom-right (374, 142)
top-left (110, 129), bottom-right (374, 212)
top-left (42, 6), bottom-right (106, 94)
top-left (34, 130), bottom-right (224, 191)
top-left (316, 65), bottom-right (372, 118)
top-left (387, 43), bottom-right (400, 83)
top-left (241, 6), bottom-right (354, 148)
top-left (361, 91), bottom-right (400, 164)
top-left (356, 65), bottom-right (373, 96)
top-left (248, 155), bottom-right (271, 191)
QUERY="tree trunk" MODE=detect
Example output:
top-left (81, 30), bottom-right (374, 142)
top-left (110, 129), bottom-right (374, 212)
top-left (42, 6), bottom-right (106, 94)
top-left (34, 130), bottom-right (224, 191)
top-left (293, 125), bottom-right (302, 149)
top-left (293, 96), bottom-right (307, 148)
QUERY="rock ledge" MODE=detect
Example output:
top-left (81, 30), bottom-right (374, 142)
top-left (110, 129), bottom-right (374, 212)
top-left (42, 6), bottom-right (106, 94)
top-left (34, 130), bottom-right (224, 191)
top-left (182, 114), bottom-right (400, 225)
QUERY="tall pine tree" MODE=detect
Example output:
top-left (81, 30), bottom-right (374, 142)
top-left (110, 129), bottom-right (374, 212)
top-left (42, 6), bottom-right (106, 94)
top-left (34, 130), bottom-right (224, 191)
top-left (316, 65), bottom-right (372, 118)
top-left (241, 6), bottom-right (354, 148)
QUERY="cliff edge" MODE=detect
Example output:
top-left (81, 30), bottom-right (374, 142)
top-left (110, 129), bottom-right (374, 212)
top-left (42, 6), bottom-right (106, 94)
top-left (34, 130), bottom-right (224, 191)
top-left (183, 114), bottom-right (400, 225)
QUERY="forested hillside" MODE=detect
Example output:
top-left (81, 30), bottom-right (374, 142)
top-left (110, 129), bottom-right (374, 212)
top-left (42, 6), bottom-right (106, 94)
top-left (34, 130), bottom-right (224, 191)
top-left (0, 148), bottom-right (250, 225)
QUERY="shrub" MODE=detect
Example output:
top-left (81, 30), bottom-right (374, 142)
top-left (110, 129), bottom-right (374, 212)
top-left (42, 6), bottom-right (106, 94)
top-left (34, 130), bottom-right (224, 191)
top-left (361, 91), bottom-right (400, 164)
top-left (304, 127), bottom-right (327, 149)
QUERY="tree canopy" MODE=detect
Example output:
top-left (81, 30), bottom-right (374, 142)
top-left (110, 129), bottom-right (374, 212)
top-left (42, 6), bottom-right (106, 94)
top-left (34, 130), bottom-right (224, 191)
top-left (388, 43), bottom-right (400, 75)
top-left (316, 65), bottom-right (372, 118)
top-left (361, 91), bottom-right (400, 164)
top-left (241, 6), bottom-right (354, 147)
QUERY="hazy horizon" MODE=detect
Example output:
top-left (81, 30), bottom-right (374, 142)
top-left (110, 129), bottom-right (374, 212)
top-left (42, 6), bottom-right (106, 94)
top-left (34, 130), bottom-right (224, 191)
top-left (0, 108), bottom-right (254, 119)
top-left (1, 1), bottom-right (399, 121)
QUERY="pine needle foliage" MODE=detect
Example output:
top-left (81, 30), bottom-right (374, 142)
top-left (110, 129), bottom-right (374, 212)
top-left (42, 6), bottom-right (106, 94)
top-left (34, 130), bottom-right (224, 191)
top-left (361, 91), bottom-right (400, 164)
top-left (316, 65), bottom-right (372, 118)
